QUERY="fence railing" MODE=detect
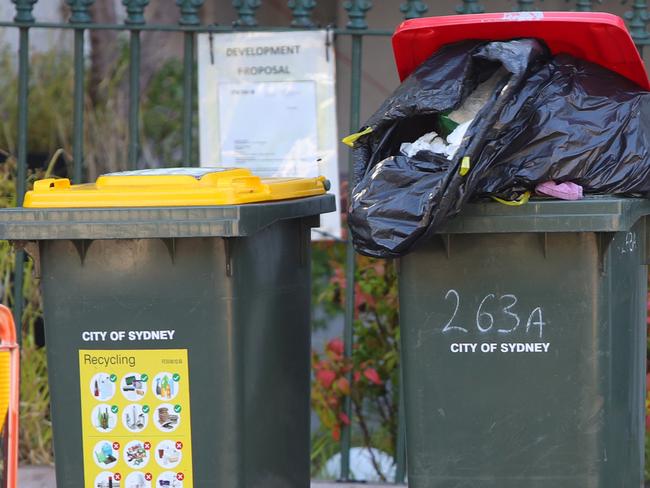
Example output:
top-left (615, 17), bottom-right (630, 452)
top-left (3, 0), bottom-right (650, 484)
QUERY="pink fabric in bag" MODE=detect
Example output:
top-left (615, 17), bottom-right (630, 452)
top-left (535, 181), bottom-right (583, 200)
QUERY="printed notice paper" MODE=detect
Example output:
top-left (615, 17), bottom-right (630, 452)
top-left (218, 81), bottom-right (318, 175)
top-left (198, 30), bottom-right (341, 239)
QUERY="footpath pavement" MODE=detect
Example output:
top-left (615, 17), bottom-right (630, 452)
top-left (20, 465), bottom-right (406, 488)
top-left (24, 466), bottom-right (650, 488)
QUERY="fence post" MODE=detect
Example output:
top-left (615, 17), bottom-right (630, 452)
top-left (10, 0), bottom-right (38, 342)
top-left (456, 0), bottom-right (484, 14)
top-left (66, 0), bottom-right (95, 184)
top-left (575, 0), bottom-right (594, 12)
top-left (395, 381), bottom-right (407, 483)
top-left (177, 0), bottom-right (205, 167)
top-left (391, 5), bottom-right (424, 479)
top-left (341, 0), bottom-right (371, 481)
top-left (625, 0), bottom-right (649, 53)
top-left (123, 0), bottom-right (149, 170)
top-left (515, 0), bottom-right (536, 11)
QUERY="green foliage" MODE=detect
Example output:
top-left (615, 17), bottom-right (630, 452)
top-left (0, 42), bottom-right (129, 179)
top-left (0, 156), bottom-right (51, 464)
top-left (142, 59), bottom-right (198, 165)
top-left (19, 324), bottom-right (51, 465)
top-left (311, 242), bottom-right (345, 330)
top-left (0, 40), bottom-right (198, 179)
top-left (0, 48), bottom-right (73, 160)
top-left (310, 429), bottom-right (340, 478)
top-left (311, 243), bottom-right (400, 481)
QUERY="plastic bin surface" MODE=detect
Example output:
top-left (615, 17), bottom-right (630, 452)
top-left (392, 12), bottom-right (650, 90)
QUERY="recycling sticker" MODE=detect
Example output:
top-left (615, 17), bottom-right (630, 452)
top-left (79, 349), bottom-right (193, 487)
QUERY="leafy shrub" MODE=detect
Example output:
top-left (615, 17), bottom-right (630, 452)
top-left (311, 242), bottom-right (400, 481)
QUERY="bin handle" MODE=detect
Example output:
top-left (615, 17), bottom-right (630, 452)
top-left (491, 191), bottom-right (531, 206)
top-left (342, 127), bottom-right (374, 148)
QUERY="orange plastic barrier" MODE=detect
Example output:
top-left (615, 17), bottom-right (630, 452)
top-left (0, 306), bottom-right (19, 488)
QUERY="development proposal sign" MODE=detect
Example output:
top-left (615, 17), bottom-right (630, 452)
top-left (198, 31), bottom-right (341, 239)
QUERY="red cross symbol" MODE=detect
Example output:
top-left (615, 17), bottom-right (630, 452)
top-left (176, 472), bottom-right (185, 481)
top-left (112, 442), bottom-right (120, 451)
top-left (175, 441), bottom-right (183, 450)
top-left (144, 473), bottom-right (153, 481)
top-left (143, 442), bottom-right (151, 450)
top-left (113, 473), bottom-right (121, 481)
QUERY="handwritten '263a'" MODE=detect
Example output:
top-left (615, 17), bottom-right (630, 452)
top-left (441, 289), bottom-right (546, 339)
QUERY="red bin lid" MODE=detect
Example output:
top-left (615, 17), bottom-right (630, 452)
top-left (392, 12), bottom-right (650, 90)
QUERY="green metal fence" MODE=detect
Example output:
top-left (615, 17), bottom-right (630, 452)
top-left (3, 0), bottom-right (650, 484)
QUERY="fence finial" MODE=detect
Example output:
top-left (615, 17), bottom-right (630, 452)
top-left (233, 0), bottom-right (261, 27)
top-left (177, 0), bottom-right (205, 26)
top-left (344, 0), bottom-right (372, 30)
top-left (400, 0), bottom-right (428, 20)
top-left (122, 0), bottom-right (150, 25)
top-left (289, 0), bottom-right (316, 28)
top-left (574, 0), bottom-right (594, 11)
top-left (625, 0), bottom-right (649, 48)
top-left (11, 0), bottom-right (38, 23)
top-left (456, 0), bottom-right (484, 14)
top-left (66, 0), bottom-right (95, 23)
top-left (515, 0), bottom-right (536, 11)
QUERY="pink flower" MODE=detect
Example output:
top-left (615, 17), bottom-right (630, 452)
top-left (363, 368), bottom-right (382, 385)
top-left (337, 377), bottom-right (350, 395)
top-left (316, 369), bottom-right (336, 389)
top-left (327, 337), bottom-right (344, 356)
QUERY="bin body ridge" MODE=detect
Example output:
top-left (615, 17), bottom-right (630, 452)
top-left (399, 203), bottom-right (647, 487)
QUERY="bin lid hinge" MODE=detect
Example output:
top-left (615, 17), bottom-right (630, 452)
top-left (439, 234), bottom-right (451, 259)
top-left (224, 239), bottom-right (233, 277)
top-left (12, 241), bottom-right (40, 278)
top-left (596, 232), bottom-right (616, 275)
top-left (72, 240), bottom-right (93, 266)
top-left (161, 238), bottom-right (176, 264)
top-left (540, 232), bottom-right (548, 259)
top-left (643, 215), bottom-right (650, 265)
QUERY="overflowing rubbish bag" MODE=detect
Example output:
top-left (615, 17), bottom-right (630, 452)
top-left (347, 38), bottom-right (650, 258)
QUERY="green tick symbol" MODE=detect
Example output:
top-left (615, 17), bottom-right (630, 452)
top-left (109, 374), bottom-right (117, 382)
top-left (174, 404), bottom-right (182, 413)
top-left (111, 405), bottom-right (119, 414)
top-left (141, 374), bottom-right (149, 382)
top-left (172, 374), bottom-right (180, 382)
top-left (142, 405), bottom-right (150, 414)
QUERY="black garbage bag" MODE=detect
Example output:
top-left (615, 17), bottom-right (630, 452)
top-left (348, 38), bottom-right (650, 258)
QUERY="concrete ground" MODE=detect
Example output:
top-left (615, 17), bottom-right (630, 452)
top-left (19, 465), bottom-right (407, 488)
top-left (18, 466), bottom-right (55, 487)
top-left (20, 466), bottom-right (650, 488)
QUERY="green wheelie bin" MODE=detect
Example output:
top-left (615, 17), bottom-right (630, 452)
top-left (399, 198), bottom-right (650, 487)
top-left (0, 167), bottom-right (334, 488)
top-left (387, 12), bottom-right (650, 488)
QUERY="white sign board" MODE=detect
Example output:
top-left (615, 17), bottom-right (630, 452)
top-left (198, 31), bottom-right (341, 239)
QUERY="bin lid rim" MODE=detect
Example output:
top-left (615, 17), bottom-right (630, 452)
top-left (23, 167), bottom-right (331, 208)
top-left (0, 194), bottom-right (336, 240)
top-left (392, 12), bottom-right (650, 90)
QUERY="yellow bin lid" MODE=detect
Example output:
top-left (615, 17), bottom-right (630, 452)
top-left (24, 168), bottom-right (330, 208)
